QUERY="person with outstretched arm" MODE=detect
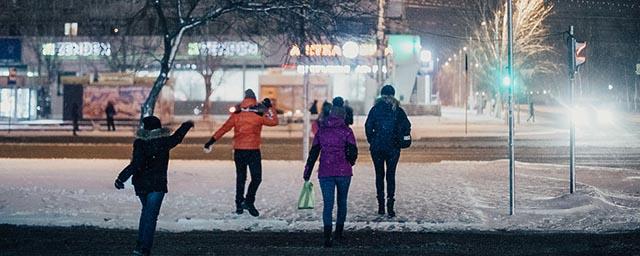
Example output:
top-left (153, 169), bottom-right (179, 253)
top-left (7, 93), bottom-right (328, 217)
top-left (114, 116), bottom-right (194, 256)
top-left (203, 89), bottom-right (278, 217)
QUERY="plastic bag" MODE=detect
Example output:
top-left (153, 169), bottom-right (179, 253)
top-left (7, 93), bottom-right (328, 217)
top-left (297, 181), bottom-right (315, 209)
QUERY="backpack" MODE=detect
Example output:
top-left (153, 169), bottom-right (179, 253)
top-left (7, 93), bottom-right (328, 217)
top-left (394, 109), bottom-right (412, 149)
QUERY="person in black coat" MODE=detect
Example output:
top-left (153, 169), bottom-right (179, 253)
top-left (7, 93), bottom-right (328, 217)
top-left (114, 116), bottom-right (193, 256)
top-left (364, 85), bottom-right (411, 218)
top-left (71, 103), bottom-right (80, 136)
top-left (105, 101), bottom-right (117, 131)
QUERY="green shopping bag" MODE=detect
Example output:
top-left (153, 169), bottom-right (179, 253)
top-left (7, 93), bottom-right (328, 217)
top-left (297, 181), bottom-right (315, 209)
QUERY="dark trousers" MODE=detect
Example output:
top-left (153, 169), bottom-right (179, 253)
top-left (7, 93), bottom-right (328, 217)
top-left (319, 176), bottom-right (351, 227)
top-left (137, 192), bottom-right (165, 253)
top-left (72, 118), bottom-right (79, 135)
top-left (371, 150), bottom-right (400, 201)
top-left (234, 149), bottom-right (262, 205)
top-left (106, 116), bottom-right (116, 131)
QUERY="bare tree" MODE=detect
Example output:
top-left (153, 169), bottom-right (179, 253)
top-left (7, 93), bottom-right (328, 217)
top-left (464, 0), bottom-right (557, 96)
top-left (135, 0), bottom-right (372, 123)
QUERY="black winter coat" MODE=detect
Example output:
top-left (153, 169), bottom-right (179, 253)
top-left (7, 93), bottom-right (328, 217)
top-left (364, 96), bottom-right (411, 152)
top-left (117, 122), bottom-right (193, 195)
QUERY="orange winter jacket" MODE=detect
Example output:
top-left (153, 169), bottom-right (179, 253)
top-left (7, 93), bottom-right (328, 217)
top-left (211, 98), bottom-right (279, 150)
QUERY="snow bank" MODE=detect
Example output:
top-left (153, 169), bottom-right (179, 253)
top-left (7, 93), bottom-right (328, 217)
top-left (1, 158), bottom-right (639, 232)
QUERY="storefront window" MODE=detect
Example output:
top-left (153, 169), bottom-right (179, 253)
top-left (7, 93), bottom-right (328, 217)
top-left (173, 69), bottom-right (262, 102)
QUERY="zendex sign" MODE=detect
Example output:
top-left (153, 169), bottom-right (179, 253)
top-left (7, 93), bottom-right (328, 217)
top-left (289, 42), bottom-right (381, 58)
top-left (41, 42), bottom-right (111, 57)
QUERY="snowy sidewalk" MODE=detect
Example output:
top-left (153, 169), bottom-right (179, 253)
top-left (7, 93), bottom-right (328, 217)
top-left (1, 158), bottom-right (639, 232)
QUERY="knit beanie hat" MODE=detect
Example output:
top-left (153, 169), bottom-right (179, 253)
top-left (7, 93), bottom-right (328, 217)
top-left (244, 89), bottom-right (256, 99)
top-left (332, 96), bottom-right (344, 107)
top-left (142, 116), bottom-right (162, 131)
top-left (380, 85), bottom-right (395, 96)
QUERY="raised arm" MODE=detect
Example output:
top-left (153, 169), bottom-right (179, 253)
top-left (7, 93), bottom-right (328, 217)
top-left (167, 121), bottom-right (194, 149)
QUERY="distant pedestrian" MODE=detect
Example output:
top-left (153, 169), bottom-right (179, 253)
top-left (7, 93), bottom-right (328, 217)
top-left (203, 89), bottom-right (278, 217)
top-left (311, 101), bottom-right (332, 136)
top-left (71, 103), bottom-right (80, 136)
top-left (365, 85), bottom-right (411, 218)
top-left (114, 116), bottom-right (194, 256)
top-left (309, 99), bottom-right (319, 115)
top-left (332, 97), bottom-right (354, 126)
top-left (527, 100), bottom-right (535, 123)
top-left (304, 98), bottom-right (358, 247)
top-left (105, 101), bottom-right (117, 131)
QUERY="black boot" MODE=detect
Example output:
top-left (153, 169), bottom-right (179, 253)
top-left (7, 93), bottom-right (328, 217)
top-left (323, 225), bottom-right (333, 248)
top-left (377, 198), bottom-right (385, 215)
top-left (242, 202), bottom-right (260, 217)
top-left (387, 198), bottom-right (396, 218)
top-left (334, 224), bottom-right (345, 244)
top-left (235, 202), bottom-right (243, 214)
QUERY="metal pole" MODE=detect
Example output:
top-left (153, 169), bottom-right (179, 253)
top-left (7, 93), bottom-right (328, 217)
top-left (507, 0), bottom-right (515, 215)
top-left (302, 62), bottom-right (310, 161)
top-left (465, 53), bottom-right (468, 135)
top-left (568, 26), bottom-right (576, 194)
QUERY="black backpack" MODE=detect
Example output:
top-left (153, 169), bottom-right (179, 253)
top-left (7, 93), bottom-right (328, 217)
top-left (394, 109), bottom-right (412, 149)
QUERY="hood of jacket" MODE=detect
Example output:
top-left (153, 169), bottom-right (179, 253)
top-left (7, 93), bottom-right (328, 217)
top-left (375, 95), bottom-right (400, 111)
top-left (322, 114), bottom-right (346, 128)
top-left (136, 128), bottom-right (171, 140)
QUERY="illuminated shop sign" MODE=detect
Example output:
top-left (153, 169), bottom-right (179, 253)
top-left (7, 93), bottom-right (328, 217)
top-left (187, 41), bottom-right (259, 57)
top-left (41, 42), bottom-right (111, 57)
top-left (296, 65), bottom-right (387, 74)
top-left (289, 42), bottom-right (382, 58)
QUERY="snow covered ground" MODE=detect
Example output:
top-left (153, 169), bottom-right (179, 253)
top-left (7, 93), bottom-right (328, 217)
top-left (1, 158), bottom-right (639, 232)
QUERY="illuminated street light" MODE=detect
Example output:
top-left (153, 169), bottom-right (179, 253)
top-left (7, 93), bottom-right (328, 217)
top-left (502, 75), bottom-right (511, 87)
top-left (608, 84), bottom-right (613, 90)
top-left (342, 41), bottom-right (359, 59)
top-left (463, 47), bottom-right (467, 51)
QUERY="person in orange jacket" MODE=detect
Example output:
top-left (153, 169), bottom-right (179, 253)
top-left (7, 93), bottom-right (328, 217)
top-left (204, 89), bottom-right (278, 216)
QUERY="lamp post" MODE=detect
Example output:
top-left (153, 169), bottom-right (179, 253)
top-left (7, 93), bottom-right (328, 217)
top-left (507, 0), bottom-right (515, 215)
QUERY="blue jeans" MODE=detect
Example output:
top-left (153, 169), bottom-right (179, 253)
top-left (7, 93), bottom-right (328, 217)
top-left (137, 192), bottom-right (165, 252)
top-left (319, 176), bottom-right (351, 227)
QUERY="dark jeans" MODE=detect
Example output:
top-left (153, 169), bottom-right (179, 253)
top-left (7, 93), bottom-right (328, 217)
top-left (137, 192), bottom-right (165, 252)
top-left (319, 176), bottom-right (351, 227)
top-left (234, 150), bottom-right (262, 205)
top-left (371, 149), bottom-right (400, 201)
top-left (106, 116), bottom-right (116, 131)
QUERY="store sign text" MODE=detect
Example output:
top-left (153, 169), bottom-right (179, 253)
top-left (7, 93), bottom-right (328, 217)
top-left (289, 42), bottom-right (379, 58)
top-left (42, 42), bottom-right (111, 57)
top-left (188, 41), bottom-right (259, 57)
top-left (296, 64), bottom-right (387, 74)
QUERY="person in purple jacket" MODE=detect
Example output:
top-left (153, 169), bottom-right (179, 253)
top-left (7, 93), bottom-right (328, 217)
top-left (303, 97), bottom-right (358, 248)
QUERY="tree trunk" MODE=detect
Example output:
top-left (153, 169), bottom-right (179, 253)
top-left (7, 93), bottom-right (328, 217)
top-left (139, 29), bottom-right (186, 126)
top-left (203, 74), bottom-right (212, 120)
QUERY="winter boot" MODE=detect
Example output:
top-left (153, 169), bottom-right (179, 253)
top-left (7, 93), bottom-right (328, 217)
top-left (387, 198), bottom-right (396, 218)
top-left (334, 224), bottom-right (346, 244)
top-left (242, 202), bottom-right (260, 217)
top-left (377, 198), bottom-right (385, 215)
top-left (323, 225), bottom-right (333, 248)
top-left (235, 202), bottom-right (244, 215)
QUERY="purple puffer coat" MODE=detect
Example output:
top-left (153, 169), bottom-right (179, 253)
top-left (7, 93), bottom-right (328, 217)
top-left (304, 114), bottom-right (357, 179)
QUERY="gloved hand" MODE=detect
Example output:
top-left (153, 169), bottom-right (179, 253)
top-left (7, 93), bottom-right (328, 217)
top-left (204, 138), bottom-right (216, 150)
top-left (262, 98), bottom-right (272, 108)
top-left (183, 120), bottom-right (195, 129)
top-left (114, 179), bottom-right (125, 190)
